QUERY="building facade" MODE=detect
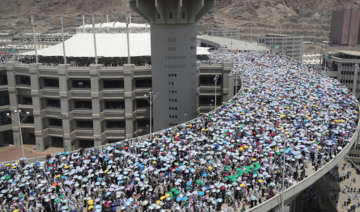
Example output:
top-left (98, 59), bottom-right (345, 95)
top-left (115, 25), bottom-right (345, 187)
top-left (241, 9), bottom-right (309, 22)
top-left (330, 9), bottom-right (360, 46)
top-left (0, 61), bottom-right (233, 152)
top-left (130, 0), bottom-right (215, 131)
top-left (259, 34), bottom-right (304, 63)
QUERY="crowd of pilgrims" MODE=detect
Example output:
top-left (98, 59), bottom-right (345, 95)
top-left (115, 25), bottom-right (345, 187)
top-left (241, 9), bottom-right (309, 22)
top-left (0, 50), bottom-right (358, 212)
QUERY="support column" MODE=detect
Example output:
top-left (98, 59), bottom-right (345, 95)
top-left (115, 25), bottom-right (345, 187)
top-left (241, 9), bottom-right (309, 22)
top-left (58, 65), bottom-right (72, 150)
top-left (130, 0), bottom-right (215, 131)
top-left (295, 191), bottom-right (303, 212)
top-left (124, 64), bottom-right (134, 139)
top-left (90, 64), bottom-right (102, 146)
top-left (6, 61), bottom-right (20, 147)
top-left (221, 62), bottom-right (232, 102)
top-left (29, 63), bottom-right (44, 152)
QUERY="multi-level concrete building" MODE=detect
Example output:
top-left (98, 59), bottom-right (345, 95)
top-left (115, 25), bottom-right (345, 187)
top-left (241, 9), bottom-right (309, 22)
top-left (0, 61), bottom-right (233, 152)
top-left (259, 34), bottom-right (304, 63)
top-left (130, 0), bottom-right (215, 131)
top-left (330, 9), bottom-right (360, 46)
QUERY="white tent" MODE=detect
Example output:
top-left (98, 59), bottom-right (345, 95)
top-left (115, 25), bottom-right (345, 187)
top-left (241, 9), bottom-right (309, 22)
top-left (20, 33), bottom-right (210, 57)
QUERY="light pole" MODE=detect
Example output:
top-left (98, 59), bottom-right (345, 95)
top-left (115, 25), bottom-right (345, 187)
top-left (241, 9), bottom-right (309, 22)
top-left (34, 147), bottom-right (38, 161)
top-left (144, 91), bottom-right (159, 134)
top-left (213, 75), bottom-right (219, 108)
top-left (6, 110), bottom-right (30, 160)
top-left (281, 136), bottom-right (287, 212)
top-left (125, 13), bottom-right (131, 64)
top-left (57, 114), bottom-right (67, 152)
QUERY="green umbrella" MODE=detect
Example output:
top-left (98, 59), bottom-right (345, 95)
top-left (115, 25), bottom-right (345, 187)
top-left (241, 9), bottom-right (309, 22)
top-left (55, 199), bottom-right (61, 203)
top-left (5, 176), bottom-right (10, 180)
top-left (196, 180), bottom-right (201, 184)
top-left (59, 195), bottom-right (65, 199)
top-left (224, 177), bottom-right (229, 181)
top-left (200, 182), bottom-right (205, 186)
top-left (19, 194), bottom-right (25, 198)
top-left (231, 178), bottom-right (238, 182)
top-left (174, 190), bottom-right (180, 195)
top-left (186, 187), bottom-right (192, 190)
top-left (171, 188), bottom-right (177, 192)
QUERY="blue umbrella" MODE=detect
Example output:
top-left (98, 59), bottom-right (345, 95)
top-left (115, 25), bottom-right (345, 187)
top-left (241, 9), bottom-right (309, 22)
top-left (217, 198), bottom-right (223, 203)
top-left (182, 196), bottom-right (188, 201)
top-left (61, 176), bottom-right (67, 179)
top-left (30, 191), bottom-right (36, 195)
top-left (111, 203), bottom-right (116, 206)
top-left (49, 160), bottom-right (54, 164)
top-left (57, 152), bottom-right (62, 155)
top-left (198, 191), bottom-right (204, 196)
top-left (97, 178), bottom-right (103, 181)
top-left (35, 162), bottom-right (40, 166)
top-left (112, 206), bottom-right (117, 211)
top-left (176, 196), bottom-right (181, 202)
top-left (65, 151), bottom-right (69, 155)
top-left (186, 182), bottom-right (191, 186)
top-left (202, 173), bottom-right (207, 177)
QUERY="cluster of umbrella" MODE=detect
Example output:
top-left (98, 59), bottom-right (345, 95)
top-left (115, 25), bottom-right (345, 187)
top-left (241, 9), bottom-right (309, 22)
top-left (0, 50), bottom-right (359, 212)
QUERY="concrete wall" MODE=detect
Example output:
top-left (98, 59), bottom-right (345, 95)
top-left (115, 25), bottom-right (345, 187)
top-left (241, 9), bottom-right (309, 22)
top-left (0, 61), bottom-right (231, 151)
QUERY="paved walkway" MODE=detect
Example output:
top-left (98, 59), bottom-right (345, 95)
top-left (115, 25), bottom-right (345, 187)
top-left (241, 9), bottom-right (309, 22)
top-left (0, 145), bottom-right (63, 162)
top-left (198, 35), bottom-right (268, 51)
top-left (318, 158), bottom-right (360, 212)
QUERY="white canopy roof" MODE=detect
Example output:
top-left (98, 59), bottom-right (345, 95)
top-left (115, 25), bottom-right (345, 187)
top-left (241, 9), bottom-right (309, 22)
top-left (20, 33), bottom-right (210, 57)
top-left (79, 22), bottom-right (150, 29)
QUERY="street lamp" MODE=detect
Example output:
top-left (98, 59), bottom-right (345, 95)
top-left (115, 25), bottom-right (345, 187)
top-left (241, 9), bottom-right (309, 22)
top-left (213, 75), bottom-right (219, 108)
top-left (6, 110), bottom-right (30, 160)
top-left (281, 135), bottom-right (288, 212)
top-left (144, 91), bottom-right (159, 134)
top-left (57, 114), bottom-right (67, 152)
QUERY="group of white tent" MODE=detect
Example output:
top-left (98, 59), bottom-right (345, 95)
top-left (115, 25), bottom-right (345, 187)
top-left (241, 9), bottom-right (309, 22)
top-left (20, 22), bottom-right (210, 58)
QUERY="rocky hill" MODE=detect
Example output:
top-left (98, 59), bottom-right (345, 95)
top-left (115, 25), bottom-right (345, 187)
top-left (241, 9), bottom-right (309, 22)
top-left (0, 0), bottom-right (360, 43)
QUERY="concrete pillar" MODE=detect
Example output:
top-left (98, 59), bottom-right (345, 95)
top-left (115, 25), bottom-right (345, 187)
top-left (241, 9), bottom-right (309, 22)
top-left (90, 65), bottom-right (102, 147)
top-left (221, 62), bottom-right (232, 102)
top-left (130, 0), bottom-right (215, 131)
top-left (295, 191), bottom-right (303, 212)
top-left (58, 65), bottom-right (72, 150)
top-left (29, 63), bottom-right (45, 152)
top-left (123, 64), bottom-right (134, 139)
top-left (6, 61), bottom-right (20, 147)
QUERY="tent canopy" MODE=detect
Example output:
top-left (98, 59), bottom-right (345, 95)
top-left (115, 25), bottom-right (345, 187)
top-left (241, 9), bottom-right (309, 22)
top-left (20, 33), bottom-right (210, 57)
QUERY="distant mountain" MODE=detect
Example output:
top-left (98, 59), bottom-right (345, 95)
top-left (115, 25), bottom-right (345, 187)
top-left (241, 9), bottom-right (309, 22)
top-left (1, 0), bottom-right (360, 42)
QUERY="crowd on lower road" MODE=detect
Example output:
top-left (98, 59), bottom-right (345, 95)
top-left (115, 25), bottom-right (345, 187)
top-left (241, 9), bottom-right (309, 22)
top-left (0, 50), bottom-right (358, 212)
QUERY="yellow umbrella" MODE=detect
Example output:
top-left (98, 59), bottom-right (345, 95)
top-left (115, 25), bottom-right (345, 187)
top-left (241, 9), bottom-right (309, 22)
top-left (318, 146), bottom-right (322, 150)
top-left (5, 163), bottom-right (10, 166)
top-left (239, 147), bottom-right (244, 151)
top-left (13, 210), bottom-right (20, 212)
top-left (165, 193), bottom-right (170, 197)
top-left (244, 145), bottom-right (248, 149)
top-left (64, 166), bottom-right (69, 169)
top-left (152, 161), bottom-right (157, 164)
top-left (208, 166), bottom-right (213, 170)
top-left (88, 205), bottom-right (94, 210)
top-left (160, 196), bottom-right (166, 200)
top-left (240, 184), bottom-right (245, 187)
top-left (104, 170), bottom-right (109, 173)
top-left (87, 199), bottom-right (94, 205)
top-left (15, 160), bottom-right (20, 163)
top-left (12, 166), bottom-right (17, 169)
top-left (258, 179), bottom-right (264, 183)
top-left (55, 175), bottom-right (60, 178)
top-left (252, 158), bottom-right (256, 162)
top-left (156, 200), bottom-right (161, 205)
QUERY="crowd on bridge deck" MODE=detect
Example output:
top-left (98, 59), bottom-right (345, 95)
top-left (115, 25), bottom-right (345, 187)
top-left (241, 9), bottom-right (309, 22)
top-left (0, 50), bottom-right (358, 212)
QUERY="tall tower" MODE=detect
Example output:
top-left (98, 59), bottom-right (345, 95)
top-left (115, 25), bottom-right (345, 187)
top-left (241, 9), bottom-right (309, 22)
top-left (130, 0), bottom-right (215, 131)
